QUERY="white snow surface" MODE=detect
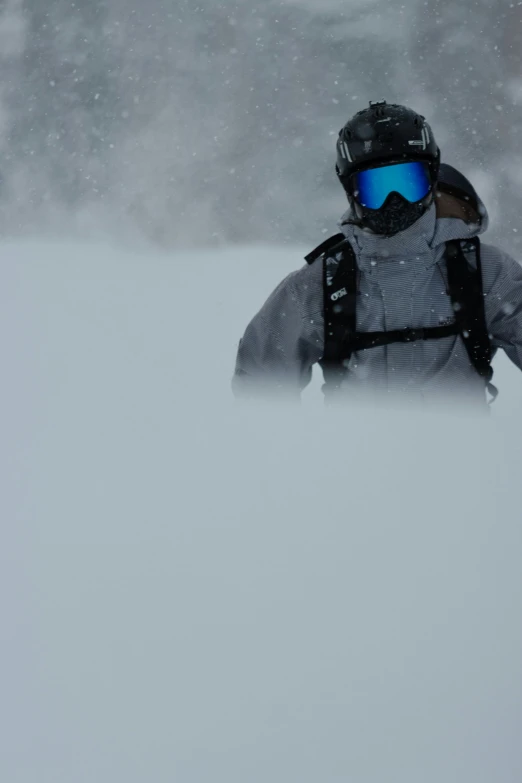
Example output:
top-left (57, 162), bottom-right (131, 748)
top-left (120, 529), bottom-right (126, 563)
top-left (2, 240), bottom-right (522, 783)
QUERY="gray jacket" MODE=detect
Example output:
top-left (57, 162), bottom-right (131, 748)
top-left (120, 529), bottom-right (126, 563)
top-left (233, 192), bottom-right (522, 406)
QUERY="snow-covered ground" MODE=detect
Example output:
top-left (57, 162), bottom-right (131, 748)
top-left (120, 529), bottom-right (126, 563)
top-left (2, 240), bottom-right (522, 783)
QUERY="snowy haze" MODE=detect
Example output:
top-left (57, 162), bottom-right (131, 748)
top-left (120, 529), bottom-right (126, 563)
top-left (2, 240), bottom-right (522, 783)
top-left (0, 0), bottom-right (522, 250)
top-left (1, 0), bottom-right (522, 781)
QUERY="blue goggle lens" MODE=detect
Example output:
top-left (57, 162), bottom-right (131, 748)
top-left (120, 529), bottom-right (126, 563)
top-left (353, 162), bottom-right (432, 210)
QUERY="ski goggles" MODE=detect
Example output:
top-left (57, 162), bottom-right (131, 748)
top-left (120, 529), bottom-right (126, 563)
top-left (351, 161), bottom-right (432, 210)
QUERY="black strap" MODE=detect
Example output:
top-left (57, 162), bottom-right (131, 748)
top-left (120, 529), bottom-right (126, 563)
top-left (346, 323), bottom-right (460, 352)
top-left (445, 239), bottom-right (497, 400)
top-left (312, 234), bottom-right (496, 401)
top-left (305, 233), bottom-right (346, 265)
top-left (320, 239), bottom-right (358, 390)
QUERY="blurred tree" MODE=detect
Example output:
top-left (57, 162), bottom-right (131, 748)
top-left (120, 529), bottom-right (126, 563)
top-left (3, 0), bottom-right (123, 225)
top-left (102, 0), bottom-right (412, 245)
top-left (0, 0), bottom-right (27, 208)
top-left (412, 0), bottom-right (522, 254)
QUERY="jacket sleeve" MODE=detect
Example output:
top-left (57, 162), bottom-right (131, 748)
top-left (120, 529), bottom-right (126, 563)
top-left (483, 244), bottom-right (522, 371)
top-left (232, 267), bottom-right (324, 398)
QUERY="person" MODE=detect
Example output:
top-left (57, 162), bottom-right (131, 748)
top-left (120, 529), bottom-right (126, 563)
top-left (232, 100), bottom-right (522, 407)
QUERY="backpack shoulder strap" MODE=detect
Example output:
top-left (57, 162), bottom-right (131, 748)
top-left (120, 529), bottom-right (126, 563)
top-left (445, 237), bottom-right (498, 401)
top-left (305, 233), bottom-right (346, 265)
top-left (320, 239), bottom-right (358, 390)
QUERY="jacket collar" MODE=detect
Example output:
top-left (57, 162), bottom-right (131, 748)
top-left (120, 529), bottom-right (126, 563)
top-left (338, 191), bottom-right (487, 272)
top-left (340, 204), bottom-right (439, 263)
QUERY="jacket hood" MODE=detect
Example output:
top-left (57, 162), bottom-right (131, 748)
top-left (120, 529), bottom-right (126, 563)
top-left (338, 177), bottom-right (489, 267)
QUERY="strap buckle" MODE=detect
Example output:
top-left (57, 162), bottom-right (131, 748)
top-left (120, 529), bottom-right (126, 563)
top-left (402, 328), bottom-right (425, 343)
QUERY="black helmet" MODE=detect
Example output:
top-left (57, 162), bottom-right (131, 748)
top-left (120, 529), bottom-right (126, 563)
top-left (336, 101), bottom-right (441, 236)
top-left (336, 100), bottom-right (440, 181)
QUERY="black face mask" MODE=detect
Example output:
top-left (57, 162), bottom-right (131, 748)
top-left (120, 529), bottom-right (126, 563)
top-left (353, 191), bottom-right (430, 237)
